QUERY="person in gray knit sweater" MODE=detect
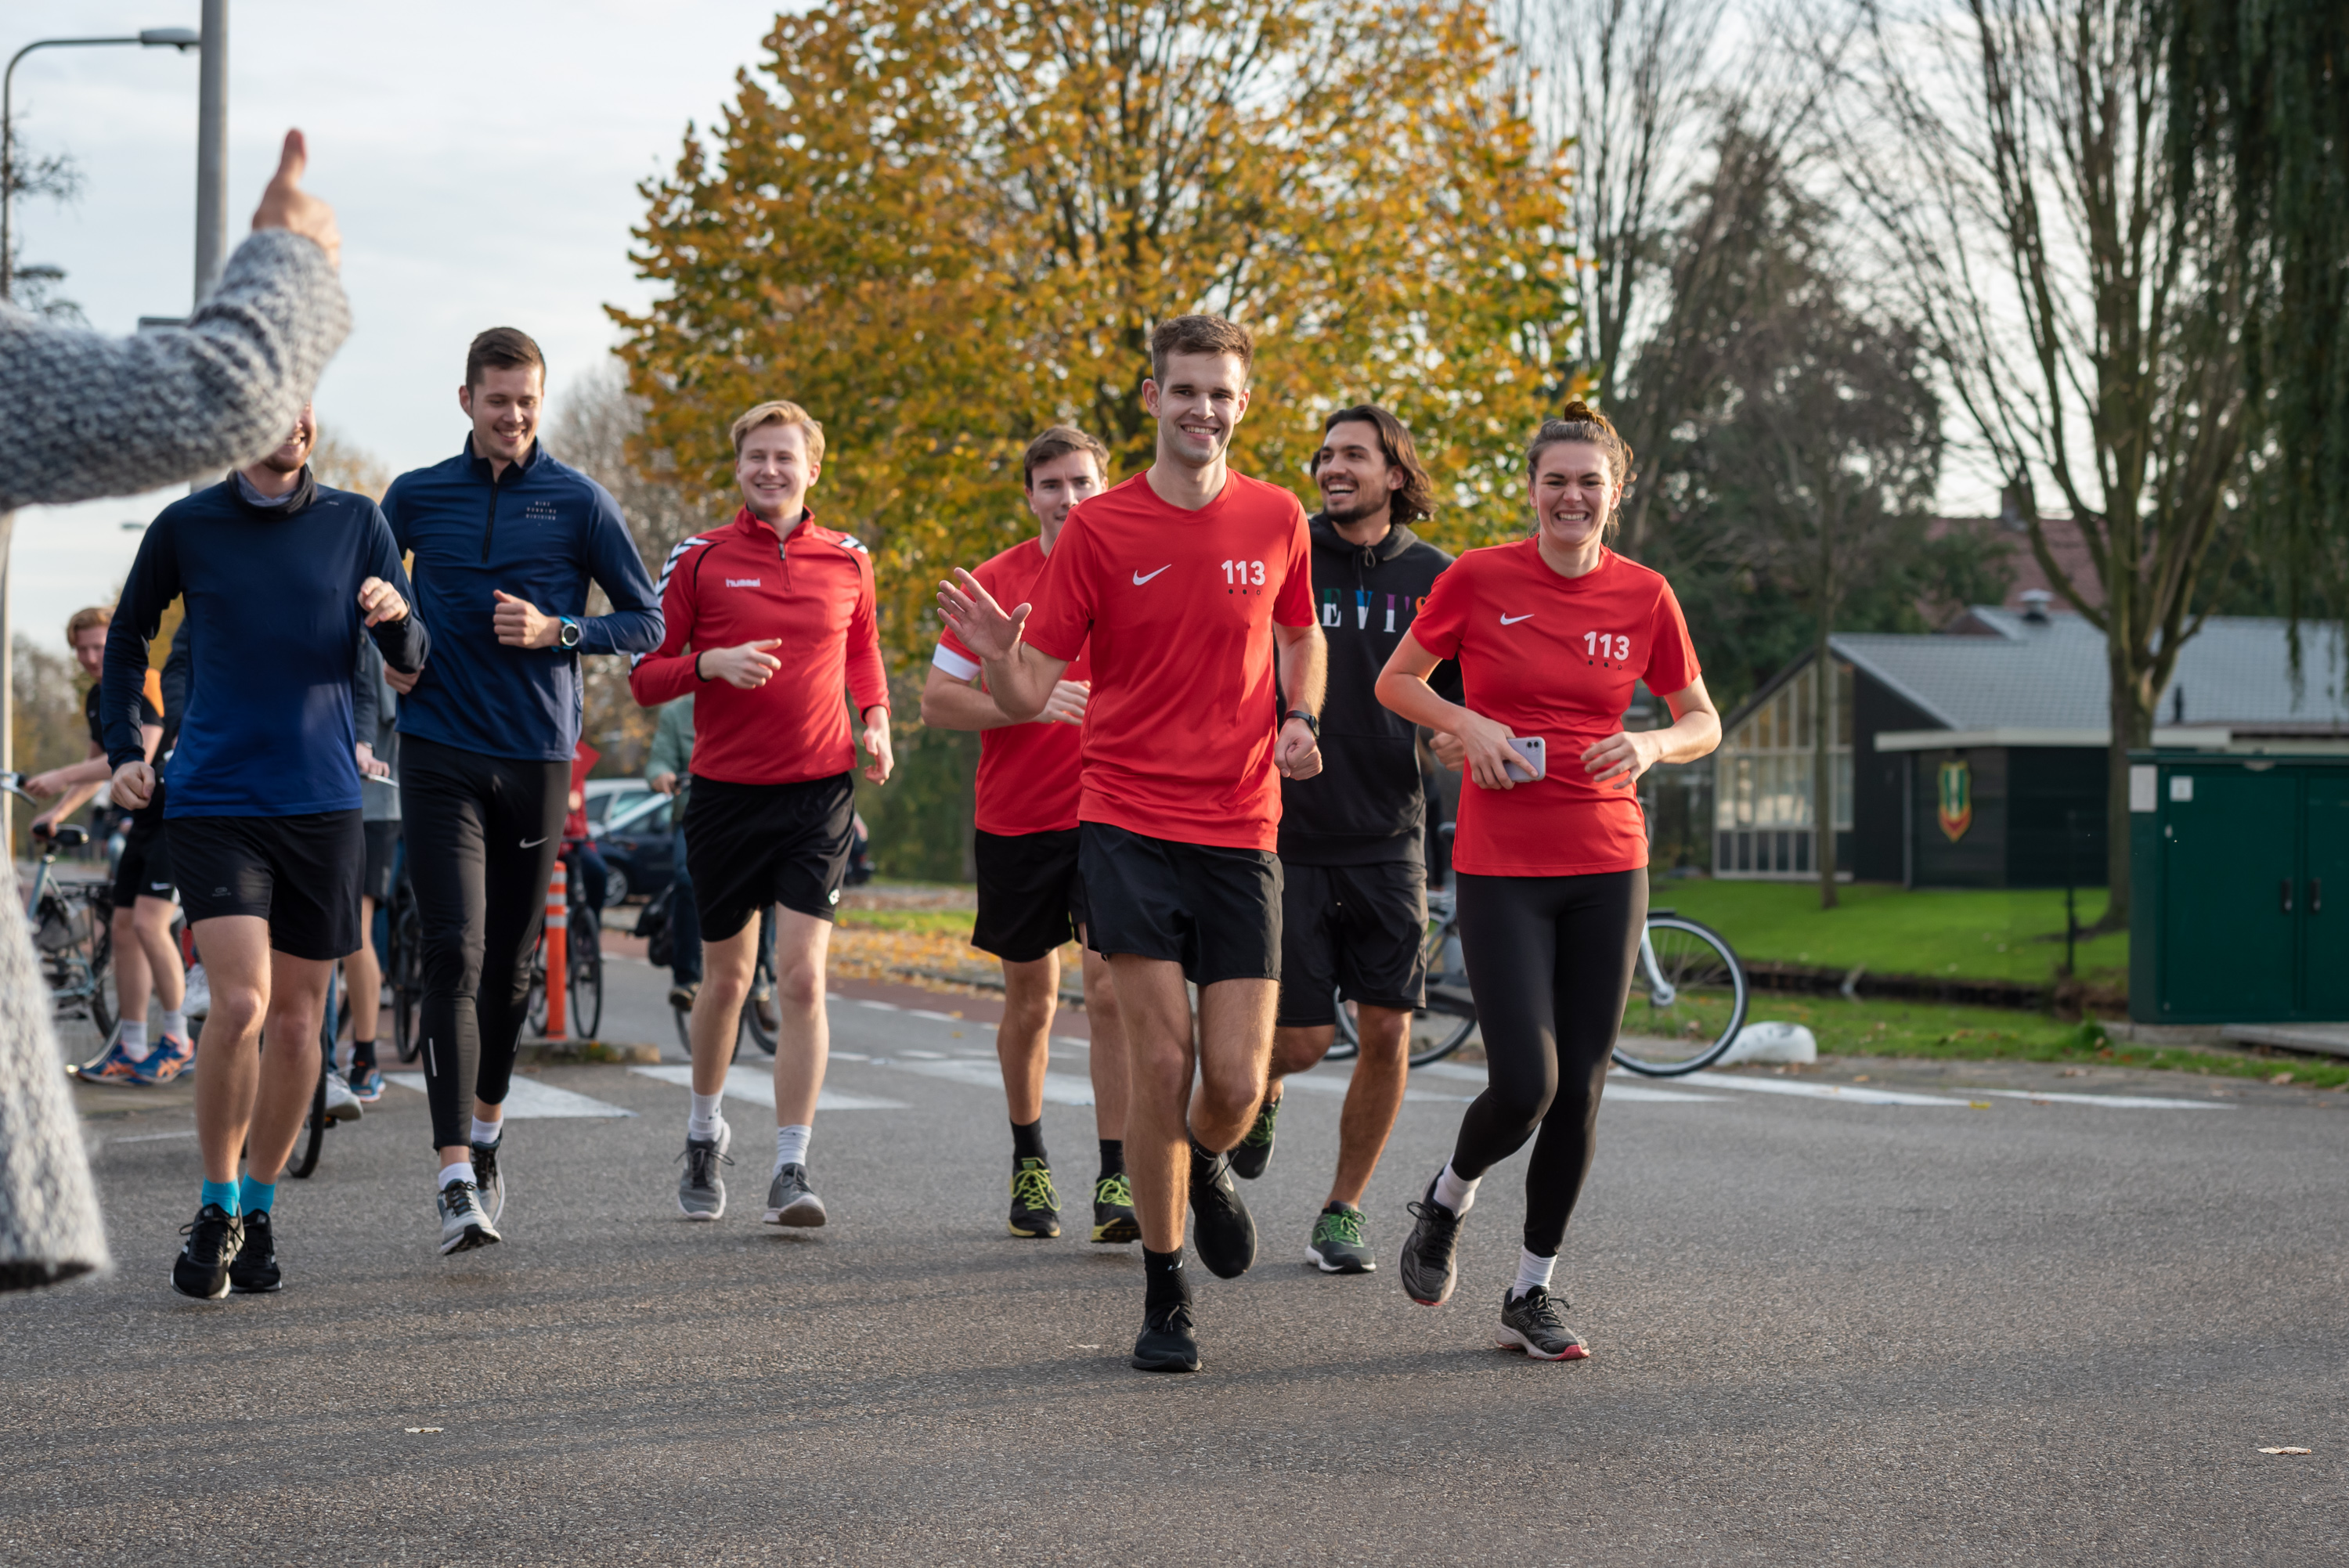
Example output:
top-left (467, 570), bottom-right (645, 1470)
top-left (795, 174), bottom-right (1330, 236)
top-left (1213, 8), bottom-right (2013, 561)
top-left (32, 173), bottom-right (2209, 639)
top-left (0, 131), bottom-right (350, 1291)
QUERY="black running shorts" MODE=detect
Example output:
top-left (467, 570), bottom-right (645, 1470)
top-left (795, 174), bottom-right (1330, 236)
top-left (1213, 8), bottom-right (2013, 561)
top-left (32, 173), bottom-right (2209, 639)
top-left (169, 809), bottom-right (364, 961)
top-left (361, 819), bottom-right (400, 905)
top-left (972, 827), bottom-right (1092, 964)
top-left (1078, 821), bottom-right (1281, 986)
top-left (1275, 858), bottom-right (1429, 1027)
top-left (682, 770), bottom-right (857, 941)
top-left (110, 791), bottom-right (174, 907)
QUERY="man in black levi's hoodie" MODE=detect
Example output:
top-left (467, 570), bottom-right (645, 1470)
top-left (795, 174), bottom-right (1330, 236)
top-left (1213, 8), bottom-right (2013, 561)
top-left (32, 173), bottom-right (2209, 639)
top-left (1243, 405), bottom-right (1462, 1275)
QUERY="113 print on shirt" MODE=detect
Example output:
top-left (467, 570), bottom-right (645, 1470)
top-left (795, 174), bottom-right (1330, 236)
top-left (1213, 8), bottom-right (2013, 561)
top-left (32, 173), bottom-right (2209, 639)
top-left (1220, 558), bottom-right (1268, 593)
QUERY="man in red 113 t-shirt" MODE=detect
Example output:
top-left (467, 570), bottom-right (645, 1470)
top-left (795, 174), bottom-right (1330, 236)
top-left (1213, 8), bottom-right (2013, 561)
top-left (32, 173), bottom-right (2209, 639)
top-left (938, 315), bottom-right (1327, 1374)
top-left (921, 424), bottom-right (1138, 1248)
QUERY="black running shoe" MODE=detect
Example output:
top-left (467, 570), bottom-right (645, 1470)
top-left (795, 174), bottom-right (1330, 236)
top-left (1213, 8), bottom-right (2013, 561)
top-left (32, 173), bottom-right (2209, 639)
top-left (1187, 1142), bottom-right (1257, 1279)
top-left (172, 1203), bottom-right (242, 1300)
top-left (1398, 1174), bottom-right (1463, 1307)
top-left (1131, 1296), bottom-right (1201, 1373)
top-left (1091, 1172), bottom-right (1140, 1244)
top-left (1497, 1286), bottom-right (1589, 1360)
top-left (1227, 1090), bottom-right (1279, 1180)
top-left (1008, 1157), bottom-right (1060, 1238)
top-left (469, 1134), bottom-right (504, 1224)
top-left (227, 1208), bottom-right (282, 1293)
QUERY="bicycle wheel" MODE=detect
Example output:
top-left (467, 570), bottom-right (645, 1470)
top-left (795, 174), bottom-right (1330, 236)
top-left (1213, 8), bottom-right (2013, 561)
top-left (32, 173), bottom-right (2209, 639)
top-left (569, 929), bottom-right (604, 1039)
top-left (1613, 914), bottom-right (1748, 1076)
top-left (285, 1062), bottom-right (327, 1179)
top-left (740, 925), bottom-right (778, 1057)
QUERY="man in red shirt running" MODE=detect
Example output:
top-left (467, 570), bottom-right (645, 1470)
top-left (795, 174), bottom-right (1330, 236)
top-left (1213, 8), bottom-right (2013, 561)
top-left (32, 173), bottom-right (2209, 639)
top-left (631, 401), bottom-right (893, 1227)
top-left (939, 315), bottom-right (1326, 1373)
top-left (922, 425), bottom-right (1137, 1245)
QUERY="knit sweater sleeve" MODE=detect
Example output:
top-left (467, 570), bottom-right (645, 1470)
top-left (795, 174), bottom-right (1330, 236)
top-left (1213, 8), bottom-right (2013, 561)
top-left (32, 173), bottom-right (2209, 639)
top-left (0, 231), bottom-right (350, 510)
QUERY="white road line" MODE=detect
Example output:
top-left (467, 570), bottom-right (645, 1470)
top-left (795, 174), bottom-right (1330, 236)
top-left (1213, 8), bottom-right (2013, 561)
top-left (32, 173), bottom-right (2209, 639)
top-left (630, 1065), bottom-right (906, 1112)
top-left (104, 1129), bottom-right (197, 1144)
top-left (386, 1074), bottom-right (635, 1118)
top-left (1958, 1087), bottom-right (2235, 1111)
top-left (865, 1055), bottom-right (1097, 1107)
top-left (908, 1009), bottom-right (962, 1022)
top-left (1283, 1072), bottom-right (1469, 1105)
top-left (1677, 1072), bottom-right (1972, 1107)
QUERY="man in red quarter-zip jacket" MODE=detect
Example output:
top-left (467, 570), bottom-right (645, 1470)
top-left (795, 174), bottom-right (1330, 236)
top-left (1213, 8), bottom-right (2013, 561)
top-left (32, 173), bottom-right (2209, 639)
top-left (630, 400), bottom-right (893, 1230)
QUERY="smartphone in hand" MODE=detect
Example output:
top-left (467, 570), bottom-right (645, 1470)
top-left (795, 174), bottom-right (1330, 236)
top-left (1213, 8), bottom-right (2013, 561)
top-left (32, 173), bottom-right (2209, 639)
top-left (1503, 736), bottom-right (1546, 783)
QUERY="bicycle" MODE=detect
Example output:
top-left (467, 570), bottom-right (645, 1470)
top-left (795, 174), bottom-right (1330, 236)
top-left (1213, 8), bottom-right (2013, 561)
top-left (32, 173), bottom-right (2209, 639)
top-left (384, 851), bottom-right (424, 1063)
top-left (4, 775), bottom-right (116, 1038)
top-left (1328, 891), bottom-right (1749, 1077)
top-left (525, 844), bottom-right (604, 1040)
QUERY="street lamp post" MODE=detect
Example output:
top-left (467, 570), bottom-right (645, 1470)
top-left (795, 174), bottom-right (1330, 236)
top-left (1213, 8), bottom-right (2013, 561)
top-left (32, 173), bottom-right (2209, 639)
top-left (0, 25), bottom-right (196, 856)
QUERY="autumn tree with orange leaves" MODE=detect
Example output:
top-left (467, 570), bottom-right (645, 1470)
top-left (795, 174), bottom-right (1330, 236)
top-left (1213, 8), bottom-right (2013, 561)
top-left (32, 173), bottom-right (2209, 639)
top-left (616, 0), bottom-right (1576, 672)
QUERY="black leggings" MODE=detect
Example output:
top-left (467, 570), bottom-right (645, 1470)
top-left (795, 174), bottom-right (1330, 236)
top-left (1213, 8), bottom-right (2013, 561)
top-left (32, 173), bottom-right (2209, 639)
top-left (401, 734), bottom-right (569, 1149)
top-left (1449, 868), bottom-right (1647, 1256)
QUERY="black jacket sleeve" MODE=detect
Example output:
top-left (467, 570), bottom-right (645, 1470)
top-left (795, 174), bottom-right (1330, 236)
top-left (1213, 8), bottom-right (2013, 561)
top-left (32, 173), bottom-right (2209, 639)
top-left (360, 505), bottom-right (428, 673)
top-left (103, 517), bottom-right (182, 770)
top-left (352, 637), bottom-right (381, 750)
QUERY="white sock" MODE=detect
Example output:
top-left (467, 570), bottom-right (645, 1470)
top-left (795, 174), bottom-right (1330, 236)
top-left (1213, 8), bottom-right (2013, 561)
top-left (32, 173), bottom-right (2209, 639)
top-left (1431, 1160), bottom-right (1480, 1217)
top-left (688, 1091), bottom-right (725, 1143)
top-left (1511, 1247), bottom-right (1557, 1301)
top-left (437, 1161), bottom-right (474, 1191)
top-left (117, 1020), bottom-right (150, 1061)
top-left (774, 1124), bottom-right (811, 1174)
top-left (160, 1008), bottom-right (187, 1041)
top-left (471, 1115), bottom-right (503, 1148)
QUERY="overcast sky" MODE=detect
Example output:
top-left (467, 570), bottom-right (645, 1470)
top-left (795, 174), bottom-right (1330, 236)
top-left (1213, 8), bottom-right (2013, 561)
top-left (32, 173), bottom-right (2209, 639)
top-left (5, 1), bottom-right (783, 645)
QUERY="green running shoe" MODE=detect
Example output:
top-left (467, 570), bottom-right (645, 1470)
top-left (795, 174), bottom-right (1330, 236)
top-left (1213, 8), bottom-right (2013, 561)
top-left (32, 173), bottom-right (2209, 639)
top-left (1305, 1202), bottom-right (1375, 1273)
top-left (1228, 1090), bottom-right (1280, 1180)
top-left (1091, 1172), bottom-right (1140, 1243)
top-left (1009, 1157), bottom-right (1061, 1238)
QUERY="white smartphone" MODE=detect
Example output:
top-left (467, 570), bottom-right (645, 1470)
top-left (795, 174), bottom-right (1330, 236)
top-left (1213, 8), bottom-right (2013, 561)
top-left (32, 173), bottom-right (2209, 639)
top-left (1503, 736), bottom-right (1546, 782)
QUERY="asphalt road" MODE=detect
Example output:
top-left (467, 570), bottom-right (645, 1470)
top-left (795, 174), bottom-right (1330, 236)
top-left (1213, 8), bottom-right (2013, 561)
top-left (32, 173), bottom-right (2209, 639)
top-left (5, 947), bottom-right (2345, 1564)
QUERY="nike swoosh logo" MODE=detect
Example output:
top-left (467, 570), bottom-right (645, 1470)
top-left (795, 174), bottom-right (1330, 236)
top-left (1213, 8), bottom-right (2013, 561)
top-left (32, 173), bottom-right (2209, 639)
top-left (1499, 613), bottom-right (1534, 625)
top-left (1132, 566), bottom-right (1171, 585)
top-left (521, 836), bottom-right (548, 848)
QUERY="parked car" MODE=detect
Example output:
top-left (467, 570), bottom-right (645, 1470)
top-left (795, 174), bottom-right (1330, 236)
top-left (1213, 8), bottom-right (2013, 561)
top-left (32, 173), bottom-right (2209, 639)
top-left (583, 777), bottom-right (653, 830)
top-left (592, 791), bottom-right (677, 905)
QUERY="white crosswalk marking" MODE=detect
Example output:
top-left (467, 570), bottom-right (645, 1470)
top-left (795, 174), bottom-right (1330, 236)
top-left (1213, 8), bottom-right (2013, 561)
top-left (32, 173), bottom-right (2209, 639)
top-left (867, 1055), bottom-right (1097, 1106)
top-left (1283, 1072), bottom-right (1470, 1105)
top-left (1678, 1072), bottom-right (1970, 1106)
top-left (384, 1074), bottom-right (634, 1118)
top-left (1419, 1060), bottom-right (1720, 1103)
top-left (630, 1065), bottom-right (906, 1111)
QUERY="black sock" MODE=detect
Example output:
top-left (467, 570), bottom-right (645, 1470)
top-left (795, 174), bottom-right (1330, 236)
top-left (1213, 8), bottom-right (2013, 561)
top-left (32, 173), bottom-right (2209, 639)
top-left (350, 1039), bottom-right (377, 1072)
top-left (1142, 1245), bottom-right (1190, 1306)
top-left (1011, 1117), bottom-right (1048, 1164)
top-left (1098, 1138), bottom-right (1125, 1180)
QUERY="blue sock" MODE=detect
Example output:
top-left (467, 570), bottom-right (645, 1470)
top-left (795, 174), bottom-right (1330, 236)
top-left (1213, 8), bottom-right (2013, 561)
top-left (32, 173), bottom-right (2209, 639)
top-left (200, 1178), bottom-right (240, 1216)
top-left (238, 1175), bottom-right (276, 1217)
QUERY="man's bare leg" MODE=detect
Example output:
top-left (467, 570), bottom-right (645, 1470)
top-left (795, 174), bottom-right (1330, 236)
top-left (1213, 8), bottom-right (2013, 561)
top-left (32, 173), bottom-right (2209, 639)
top-left (1113, 954), bottom-right (1199, 1255)
top-left (189, 917), bottom-right (330, 1186)
top-left (1079, 943), bottom-right (1138, 1240)
top-left (1271, 1004), bottom-right (1413, 1209)
top-left (997, 950), bottom-right (1057, 1126)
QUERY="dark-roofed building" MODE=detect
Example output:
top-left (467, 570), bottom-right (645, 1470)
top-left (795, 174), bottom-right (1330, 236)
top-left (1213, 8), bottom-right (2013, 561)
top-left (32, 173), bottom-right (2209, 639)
top-left (1709, 599), bottom-right (2349, 887)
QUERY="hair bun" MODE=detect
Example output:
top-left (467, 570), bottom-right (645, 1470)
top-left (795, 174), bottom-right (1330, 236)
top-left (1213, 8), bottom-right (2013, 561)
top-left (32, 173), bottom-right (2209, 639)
top-left (1558, 399), bottom-right (1597, 421)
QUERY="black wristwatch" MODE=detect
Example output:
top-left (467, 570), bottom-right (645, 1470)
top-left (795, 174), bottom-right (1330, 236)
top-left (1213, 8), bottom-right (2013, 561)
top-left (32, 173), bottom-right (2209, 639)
top-left (1285, 708), bottom-right (1319, 737)
top-left (557, 616), bottom-right (583, 651)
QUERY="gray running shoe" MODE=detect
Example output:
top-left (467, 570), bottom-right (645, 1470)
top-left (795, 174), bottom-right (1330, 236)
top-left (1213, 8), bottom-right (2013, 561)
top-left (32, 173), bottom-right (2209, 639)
top-left (437, 1178), bottom-right (502, 1255)
top-left (323, 1072), bottom-right (364, 1123)
top-left (762, 1162), bottom-right (827, 1227)
top-left (1496, 1285), bottom-right (1589, 1360)
top-left (470, 1134), bottom-right (504, 1223)
top-left (1305, 1202), bottom-right (1376, 1273)
top-left (677, 1120), bottom-right (732, 1221)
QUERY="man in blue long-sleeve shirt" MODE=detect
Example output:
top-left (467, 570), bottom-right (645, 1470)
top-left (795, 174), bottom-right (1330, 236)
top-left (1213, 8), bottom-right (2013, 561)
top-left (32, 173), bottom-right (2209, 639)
top-left (380, 327), bottom-right (662, 1256)
top-left (105, 404), bottom-right (428, 1301)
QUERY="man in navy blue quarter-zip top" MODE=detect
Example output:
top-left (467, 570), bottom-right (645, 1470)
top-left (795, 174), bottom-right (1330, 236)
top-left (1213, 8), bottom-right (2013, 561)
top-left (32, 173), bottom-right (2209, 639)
top-left (380, 326), bottom-right (662, 1258)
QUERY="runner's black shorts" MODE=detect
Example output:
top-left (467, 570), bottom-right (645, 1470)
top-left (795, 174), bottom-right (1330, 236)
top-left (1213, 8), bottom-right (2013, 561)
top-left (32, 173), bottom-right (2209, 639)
top-left (110, 789), bottom-right (174, 907)
top-left (361, 820), bottom-right (400, 905)
top-left (1275, 858), bottom-right (1428, 1027)
top-left (1078, 821), bottom-right (1281, 986)
top-left (168, 809), bottom-right (364, 961)
top-left (682, 770), bottom-right (856, 941)
top-left (972, 827), bottom-right (1092, 964)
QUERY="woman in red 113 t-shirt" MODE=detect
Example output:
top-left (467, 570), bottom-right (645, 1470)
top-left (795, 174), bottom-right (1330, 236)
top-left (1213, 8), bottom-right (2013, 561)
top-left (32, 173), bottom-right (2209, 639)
top-left (1372, 402), bottom-right (1720, 1361)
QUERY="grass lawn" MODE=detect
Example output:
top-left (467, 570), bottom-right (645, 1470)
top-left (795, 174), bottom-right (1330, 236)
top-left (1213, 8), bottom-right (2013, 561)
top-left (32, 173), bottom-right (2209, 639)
top-left (1649, 878), bottom-right (2127, 988)
top-left (1737, 994), bottom-right (2349, 1089)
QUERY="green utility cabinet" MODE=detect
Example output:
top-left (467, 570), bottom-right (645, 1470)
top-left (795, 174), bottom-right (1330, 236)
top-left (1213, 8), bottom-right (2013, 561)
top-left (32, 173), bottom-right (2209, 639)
top-left (2131, 752), bottom-right (2349, 1024)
